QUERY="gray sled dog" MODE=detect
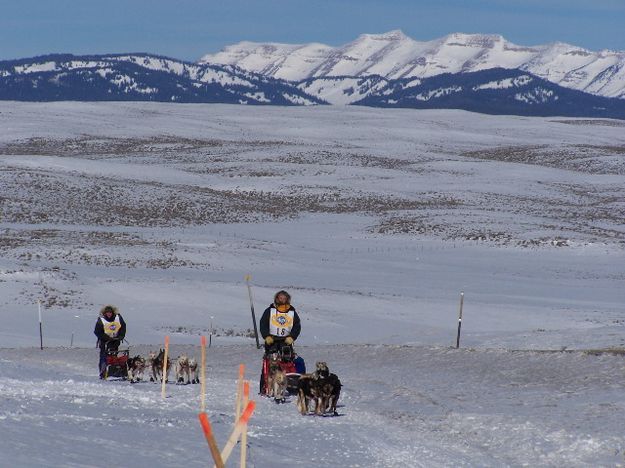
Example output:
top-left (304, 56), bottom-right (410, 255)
top-left (188, 357), bottom-right (199, 384)
top-left (175, 354), bottom-right (191, 384)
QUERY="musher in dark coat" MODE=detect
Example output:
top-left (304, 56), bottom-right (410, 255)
top-left (94, 305), bottom-right (126, 379)
top-left (259, 290), bottom-right (301, 353)
top-left (259, 290), bottom-right (304, 394)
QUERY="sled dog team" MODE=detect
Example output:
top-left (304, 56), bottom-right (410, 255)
top-left (125, 350), bottom-right (200, 385)
top-left (96, 289), bottom-right (342, 415)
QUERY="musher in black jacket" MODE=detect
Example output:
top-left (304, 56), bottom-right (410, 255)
top-left (259, 290), bottom-right (301, 353)
top-left (94, 305), bottom-right (126, 379)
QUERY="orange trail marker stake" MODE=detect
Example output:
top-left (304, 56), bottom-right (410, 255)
top-left (201, 335), bottom-right (207, 412)
top-left (220, 400), bottom-right (256, 466)
top-left (235, 363), bottom-right (245, 422)
top-left (243, 380), bottom-right (250, 402)
top-left (161, 335), bottom-right (170, 399)
top-left (198, 413), bottom-right (225, 468)
top-left (240, 380), bottom-right (250, 468)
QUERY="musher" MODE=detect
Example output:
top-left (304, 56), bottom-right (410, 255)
top-left (259, 290), bottom-right (301, 352)
top-left (94, 305), bottom-right (126, 379)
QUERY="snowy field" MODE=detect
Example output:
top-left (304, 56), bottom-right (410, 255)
top-left (0, 102), bottom-right (624, 466)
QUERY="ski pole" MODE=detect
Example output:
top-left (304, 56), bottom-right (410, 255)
top-left (245, 275), bottom-right (261, 349)
top-left (456, 291), bottom-right (464, 349)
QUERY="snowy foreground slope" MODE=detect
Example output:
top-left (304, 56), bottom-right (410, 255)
top-left (0, 102), bottom-right (625, 466)
top-left (1, 345), bottom-right (624, 467)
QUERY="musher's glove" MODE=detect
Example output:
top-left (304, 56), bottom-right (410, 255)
top-left (265, 336), bottom-right (274, 345)
top-left (285, 336), bottom-right (294, 345)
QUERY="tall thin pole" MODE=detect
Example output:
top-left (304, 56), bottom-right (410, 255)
top-left (235, 364), bottom-right (245, 423)
top-left (201, 335), bottom-right (207, 413)
top-left (456, 291), bottom-right (464, 349)
top-left (38, 300), bottom-right (43, 350)
top-left (240, 380), bottom-right (250, 468)
top-left (245, 275), bottom-right (261, 349)
top-left (209, 316), bottom-right (213, 348)
top-left (161, 335), bottom-right (170, 399)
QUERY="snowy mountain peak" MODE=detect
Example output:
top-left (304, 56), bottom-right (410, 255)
top-left (439, 32), bottom-right (505, 48)
top-left (355, 29), bottom-right (410, 42)
top-left (200, 31), bottom-right (625, 99)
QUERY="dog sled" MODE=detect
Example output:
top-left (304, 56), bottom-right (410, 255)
top-left (102, 340), bottom-right (129, 380)
top-left (260, 342), bottom-right (305, 397)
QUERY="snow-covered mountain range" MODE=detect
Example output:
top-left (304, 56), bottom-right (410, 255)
top-left (201, 30), bottom-right (625, 100)
top-left (353, 68), bottom-right (625, 119)
top-left (0, 54), bottom-right (323, 105)
top-left (2, 45), bottom-right (625, 119)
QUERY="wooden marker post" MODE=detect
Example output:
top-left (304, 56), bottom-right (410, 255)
top-left (198, 413), bottom-right (225, 468)
top-left (38, 300), bottom-right (43, 350)
top-left (221, 400), bottom-right (256, 465)
top-left (161, 335), bottom-right (170, 399)
top-left (235, 364), bottom-right (245, 422)
top-left (456, 292), bottom-right (464, 349)
top-left (240, 380), bottom-right (250, 468)
top-left (201, 335), bottom-right (207, 412)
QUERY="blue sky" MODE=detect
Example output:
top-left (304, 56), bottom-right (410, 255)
top-left (1, 0), bottom-right (623, 61)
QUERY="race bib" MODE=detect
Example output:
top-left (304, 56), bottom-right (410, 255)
top-left (101, 316), bottom-right (121, 338)
top-left (269, 309), bottom-right (294, 337)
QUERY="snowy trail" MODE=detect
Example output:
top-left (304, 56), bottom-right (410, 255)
top-left (1, 345), bottom-right (624, 467)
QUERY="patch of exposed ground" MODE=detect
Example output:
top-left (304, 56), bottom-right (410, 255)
top-left (551, 119), bottom-right (625, 128)
top-left (0, 165), bottom-right (454, 227)
top-left (374, 184), bottom-right (625, 247)
top-left (1, 134), bottom-right (623, 254)
top-left (0, 227), bottom-right (206, 270)
top-left (0, 135), bottom-right (286, 158)
top-left (463, 144), bottom-right (625, 175)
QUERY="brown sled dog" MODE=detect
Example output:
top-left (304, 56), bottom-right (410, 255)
top-left (266, 354), bottom-right (288, 403)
